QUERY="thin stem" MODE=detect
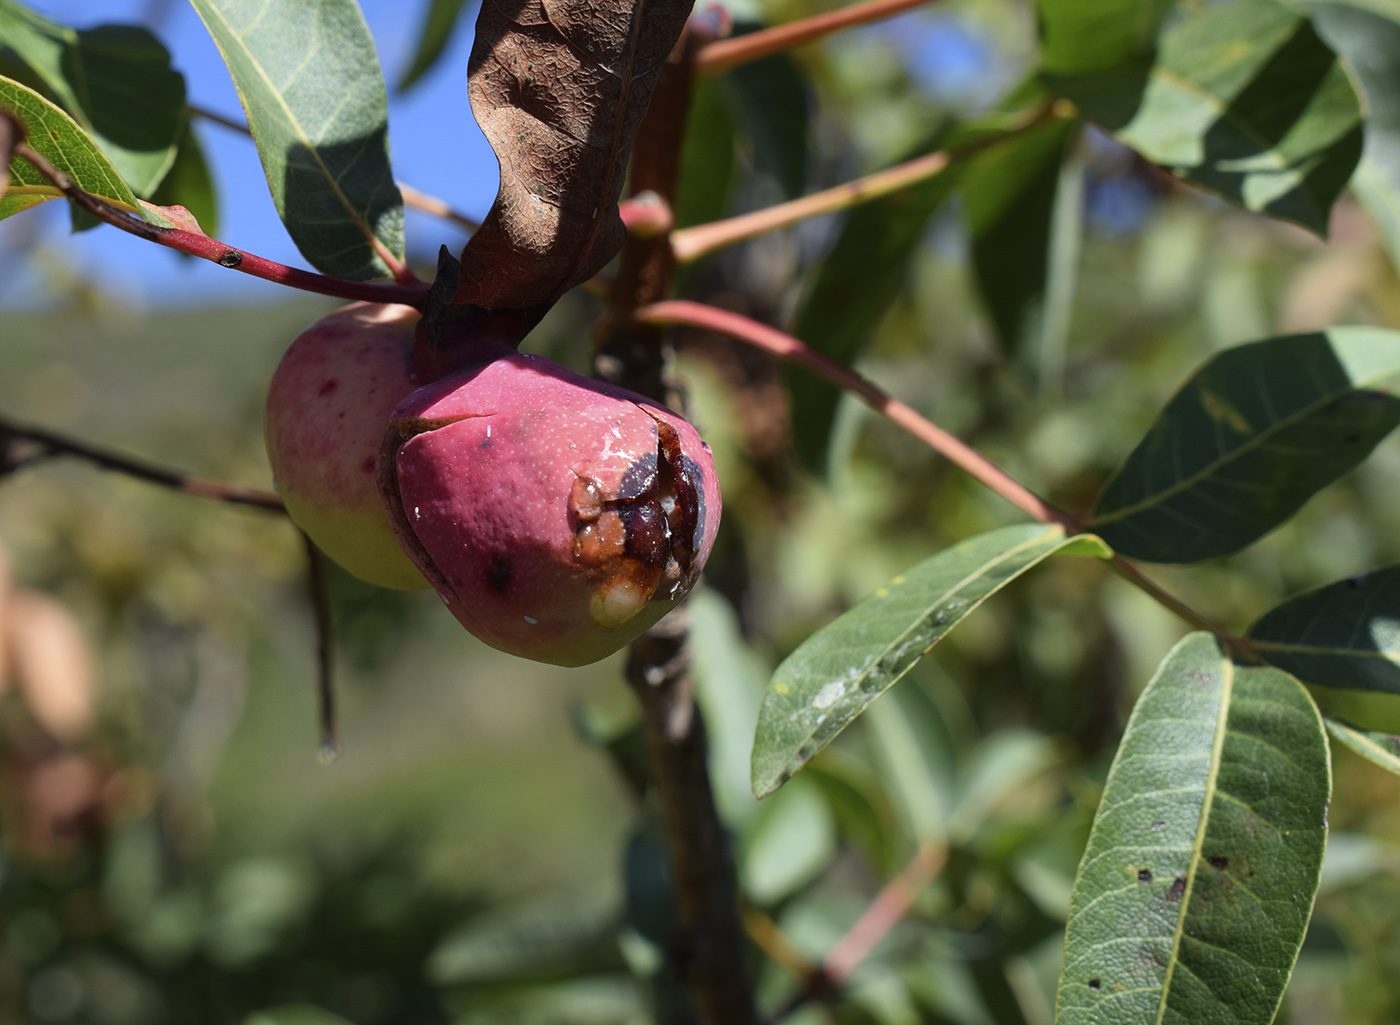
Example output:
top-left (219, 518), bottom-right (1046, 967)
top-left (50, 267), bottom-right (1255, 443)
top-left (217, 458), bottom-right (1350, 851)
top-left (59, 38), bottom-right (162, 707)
top-left (186, 103), bottom-right (483, 237)
top-left (1107, 557), bottom-right (1257, 660)
top-left (670, 102), bottom-right (1061, 262)
top-left (695, 0), bottom-right (941, 76)
top-left (768, 841), bottom-right (948, 1024)
top-left (302, 533), bottom-right (339, 759)
top-left (824, 841), bottom-right (946, 981)
top-left (1, 417), bottom-right (284, 512)
top-left (11, 140), bottom-right (428, 307)
top-left (634, 300), bottom-right (1074, 528)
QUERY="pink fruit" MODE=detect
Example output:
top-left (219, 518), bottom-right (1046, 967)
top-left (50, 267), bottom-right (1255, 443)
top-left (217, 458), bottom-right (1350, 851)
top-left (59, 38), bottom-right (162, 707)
top-left (379, 354), bottom-right (721, 666)
top-left (264, 303), bottom-right (431, 590)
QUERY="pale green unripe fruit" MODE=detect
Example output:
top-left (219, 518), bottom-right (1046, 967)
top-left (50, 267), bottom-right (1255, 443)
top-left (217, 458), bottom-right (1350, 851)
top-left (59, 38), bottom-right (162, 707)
top-left (265, 303), bottom-right (430, 590)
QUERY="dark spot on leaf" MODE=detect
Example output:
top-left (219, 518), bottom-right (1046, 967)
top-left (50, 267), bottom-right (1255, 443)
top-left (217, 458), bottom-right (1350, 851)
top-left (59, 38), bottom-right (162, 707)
top-left (487, 552), bottom-right (511, 592)
top-left (1088, 979), bottom-right (1101, 990)
top-left (1137, 869), bottom-right (1152, 882)
top-left (1167, 877), bottom-right (1186, 901)
top-left (1209, 856), bottom-right (1228, 870)
top-left (1150, 820), bottom-right (1165, 831)
top-left (319, 379), bottom-right (338, 397)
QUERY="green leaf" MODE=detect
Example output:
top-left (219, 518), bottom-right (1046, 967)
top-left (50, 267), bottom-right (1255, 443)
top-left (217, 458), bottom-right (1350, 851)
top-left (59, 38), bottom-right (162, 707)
top-left (726, 28), bottom-right (808, 199)
top-left (788, 130), bottom-right (963, 473)
top-left (741, 776), bottom-right (838, 904)
top-left (396, 0), bottom-right (472, 92)
top-left (0, 2), bottom-right (185, 197)
top-left (426, 892), bottom-right (620, 985)
top-left (1, 74), bottom-right (147, 222)
top-left (752, 524), bottom-right (1099, 798)
top-left (966, 118), bottom-right (1079, 360)
top-left (1301, 0), bottom-right (1400, 268)
top-left (1088, 328), bottom-right (1400, 563)
top-left (1037, 0), bottom-right (1174, 75)
top-left (1324, 716), bottom-right (1400, 776)
top-left (1047, 0), bottom-right (1364, 235)
top-left (675, 76), bottom-right (736, 230)
top-left (187, 0), bottom-right (405, 280)
top-left (1055, 634), bottom-right (1330, 1025)
top-left (149, 119), bottom-right (219, 236)
top-left (1248, 564), bottom-right (1400, 694)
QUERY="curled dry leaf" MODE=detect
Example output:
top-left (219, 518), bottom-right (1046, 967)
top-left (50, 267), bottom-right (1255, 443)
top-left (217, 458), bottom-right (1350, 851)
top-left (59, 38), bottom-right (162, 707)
top-left (6, 589), bottom-right (96, 743)
top-left (453, 0), bottom-right (692, 319)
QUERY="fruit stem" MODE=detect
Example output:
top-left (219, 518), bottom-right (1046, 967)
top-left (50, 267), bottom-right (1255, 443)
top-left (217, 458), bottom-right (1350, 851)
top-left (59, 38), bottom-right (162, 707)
top-left (669, 101), bottom-right (1063, 263)
top-left (694, 0), bottom-right (942, 76)
top-left (10, 139), bottom-right (430, 308)
top-left (635, 300), bottom-right (1075, 529)
top-left (0, 416), bottom-right (285, 511)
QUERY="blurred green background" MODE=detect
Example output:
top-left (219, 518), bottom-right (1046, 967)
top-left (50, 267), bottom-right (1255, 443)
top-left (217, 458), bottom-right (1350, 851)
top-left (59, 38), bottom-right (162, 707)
top-left (5, 0), bottom-right (1400, 1023)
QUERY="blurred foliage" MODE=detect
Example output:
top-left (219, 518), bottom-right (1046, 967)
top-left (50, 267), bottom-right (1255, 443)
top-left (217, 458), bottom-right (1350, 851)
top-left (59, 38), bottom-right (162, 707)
top-left (3, 0), bottom-right (1400, 1023)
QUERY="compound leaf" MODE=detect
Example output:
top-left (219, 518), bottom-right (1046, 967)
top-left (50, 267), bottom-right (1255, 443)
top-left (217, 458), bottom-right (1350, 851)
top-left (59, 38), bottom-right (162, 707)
top-left (1088, 328), bottom-right (1400, 563)
top-left (188, 0), bottom-right (404, 280)
top-left (1056, 634), bottom-right (1330, 1025)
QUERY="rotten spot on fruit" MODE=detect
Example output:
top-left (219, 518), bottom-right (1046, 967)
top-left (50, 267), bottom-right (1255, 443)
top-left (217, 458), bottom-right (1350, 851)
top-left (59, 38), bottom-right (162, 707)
top-left (569, 415), bottom-right (708, 630)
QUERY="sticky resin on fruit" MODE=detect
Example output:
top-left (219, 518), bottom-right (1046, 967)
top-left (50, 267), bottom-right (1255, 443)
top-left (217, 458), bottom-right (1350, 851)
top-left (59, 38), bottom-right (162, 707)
top-left (379, 354), bottom-right (721, 666)
top-left (265, 303), bottom-right (432, 590)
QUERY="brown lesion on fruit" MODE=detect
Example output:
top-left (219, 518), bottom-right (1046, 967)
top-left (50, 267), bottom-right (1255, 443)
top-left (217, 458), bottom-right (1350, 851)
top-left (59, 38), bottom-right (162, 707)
top-left (571, 414), bottom-right (708, 630)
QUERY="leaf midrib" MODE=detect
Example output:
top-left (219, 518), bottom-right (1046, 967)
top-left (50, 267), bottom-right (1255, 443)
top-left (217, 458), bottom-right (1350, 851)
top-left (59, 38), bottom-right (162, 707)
top-left (1153, 656), bottom-right (1233, 1025)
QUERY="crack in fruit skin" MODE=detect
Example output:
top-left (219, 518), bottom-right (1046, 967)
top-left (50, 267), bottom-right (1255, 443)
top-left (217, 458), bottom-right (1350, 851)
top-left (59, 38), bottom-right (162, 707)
top-left (265, 303), bottom-right (432, 591)
top-left (381, 353), bottom-right (721, 667)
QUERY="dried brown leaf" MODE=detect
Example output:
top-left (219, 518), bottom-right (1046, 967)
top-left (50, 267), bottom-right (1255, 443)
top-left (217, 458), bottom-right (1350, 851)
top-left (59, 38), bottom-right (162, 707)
top-left (454, 0), bottom-right (692, 318)
top-left (7, 589), bottom-right (95, 742)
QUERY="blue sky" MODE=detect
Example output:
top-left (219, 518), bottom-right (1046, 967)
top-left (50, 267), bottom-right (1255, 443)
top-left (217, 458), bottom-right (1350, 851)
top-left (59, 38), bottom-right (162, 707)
top-left (0, 0), bottom-right (501, 307)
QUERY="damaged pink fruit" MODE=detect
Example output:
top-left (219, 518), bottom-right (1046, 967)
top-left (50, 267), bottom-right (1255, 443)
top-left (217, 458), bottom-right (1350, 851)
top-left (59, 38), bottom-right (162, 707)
top-left (379, 354), bottom-right (721, 667)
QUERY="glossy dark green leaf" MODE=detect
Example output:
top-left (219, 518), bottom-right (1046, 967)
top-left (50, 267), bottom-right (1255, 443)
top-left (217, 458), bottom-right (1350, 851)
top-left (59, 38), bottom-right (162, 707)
top-left (1056, 634), bottom-right (1330, 1025)
top-left (0, 1), bottom-right (185, 196)
top-left (966, 118), bottom-right (1079, 358)
top-left (1301, 0), bottom-right (1400, 268)
top-left (150, 120), bottom-right (219, 236)
top-left (1037, 0), bottom-right (1174, 75)
top-left (752, 525), bottom-right (1109, 798)
top-left (188, 0), bottom-right (405, 280)
top-left (1, 74), bottom-right (149, 222)
top-left (1248, 565), bottom-right (1400, 695)
top-left (1088, 328), bottom-right (1400, 563)
top-left (1324, 716), bottom-right (1400, 776)
top-left (1047, 0), bottom-right (1364, 234)
top-left (675, 76), bottom-right (735, 230)
top-left (726, 27), bottom-right (808, 199)
top-left (788, 131), bottom-right (963, 473)
top-left (396, 0), bottom-right (473, 92)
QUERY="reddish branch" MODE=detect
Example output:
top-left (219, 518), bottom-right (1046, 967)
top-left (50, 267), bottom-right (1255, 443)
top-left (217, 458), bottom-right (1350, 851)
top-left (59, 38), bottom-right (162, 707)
top-left (9, 138), bottom-right (429, 308)
top-left (670, 101), bottom-right (1062, 262)
top-left (635, 300), bottom-right (1074, 528)
top-left (1, 417), bottom-right (284, 511)
top-left (695, 0), bottom-right (941, 75)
